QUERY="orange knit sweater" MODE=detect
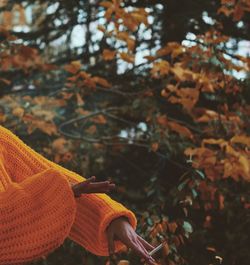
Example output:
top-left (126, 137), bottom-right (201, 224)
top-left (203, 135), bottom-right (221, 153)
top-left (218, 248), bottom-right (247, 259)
top-left (0, 125), bottom-right (137, 265)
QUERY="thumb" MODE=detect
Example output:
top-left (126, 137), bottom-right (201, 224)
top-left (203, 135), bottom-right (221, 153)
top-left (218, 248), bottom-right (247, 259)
top-left (84, 175), bottom-right (96, 184)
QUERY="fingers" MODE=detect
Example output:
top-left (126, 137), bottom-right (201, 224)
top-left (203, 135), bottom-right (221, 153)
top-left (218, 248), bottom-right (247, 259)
top-left (127, 238), bottom-right (156, 265)
top-left (89, 182), bottom-right (116, 193)
top-left (85, 175), bottom-right (96, 183)
top-left (137, 235), bottom-right (154, 251)
top-left (107, 230), bottom-right (115, 256)
top-left (75, 178), bottom-right (116, 195)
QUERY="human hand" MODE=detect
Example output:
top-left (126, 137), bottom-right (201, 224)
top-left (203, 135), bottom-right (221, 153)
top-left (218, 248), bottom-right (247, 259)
top-left (71, 176), bottom-right (116, 197)
top-left (106, 216), bottom-right (157, 265)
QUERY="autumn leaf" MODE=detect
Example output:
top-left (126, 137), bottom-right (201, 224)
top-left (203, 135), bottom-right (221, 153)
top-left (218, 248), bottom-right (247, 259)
top-left (102, 49), bottom-right (116, 60)
top-left (0, 78), bottom-right (11, 85)
top-left (97, 25), bottom-right (106, 32)
top-left (76, 92), bottom-right (84, 106)
top-left (168, 121), bottom-right (194, 140)
top-left (230, 135), bottom-right (250, 147)
top-left (119, 52), bottom-right (135, 63)
top-left (151, 142), bottom-right (159, 152)
top-left (143, 55), bottom-right (156, 61)
top-left (64, 60), bottom-right (81, 74)
top-left (12, 107), bottom-right (24, 118)
top-left (156, 114), bottom-right (168, 127)
top-left (99, 1), bottom-right (112, 8)
top-left (52, 138), bottom-right (68, 154)
top-left (150, 60), bottom-right (170, 78)
top-left (91, 114), bottom-right (107, 124)
top-left (85, 125), bottom-right (97, 134)
top-left (92, 76), bottom-right (112, 88)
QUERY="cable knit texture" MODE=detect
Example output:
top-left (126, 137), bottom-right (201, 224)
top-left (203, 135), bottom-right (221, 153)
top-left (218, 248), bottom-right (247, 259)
top-left (0, 125), bottom-right (137, 264)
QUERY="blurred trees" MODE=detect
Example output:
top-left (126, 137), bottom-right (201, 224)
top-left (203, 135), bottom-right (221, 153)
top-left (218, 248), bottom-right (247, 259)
top-left (0, 0), bottom-right (250, 265)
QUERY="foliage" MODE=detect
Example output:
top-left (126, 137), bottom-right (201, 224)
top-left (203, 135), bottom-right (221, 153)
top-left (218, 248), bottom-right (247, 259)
top-left (0, 0), bottom-right (250, 265)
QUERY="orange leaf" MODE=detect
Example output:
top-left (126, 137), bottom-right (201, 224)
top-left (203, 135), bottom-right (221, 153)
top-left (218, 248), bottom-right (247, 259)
top-left (0, 78), bottom-right (11, 85)
top-left (143, 55), bottom-right (156, 61)
top-left (168, 121), bottom-right (194, 140)
top-left (76, 92), bottom-right (84, 106)
top-left (150, 60), bottom-right (170, 78)
top-left (64, 60), bottom-right (81, 74)
top-left (97, 25), bottom-right (106, 32)
top-left (233, 3), bottom-right (244, 21)
top-left (168, 222), bottom-right (178, 233)
top-left (119, 52), bottom-right (135, 63)
top-left (91, 114), bottom-right (107, 124)
top-left (52, 138), bottom-right (68, 154)
top-left (151, 142), bottom-right (159, 152)
top-left (92, 76), bottom-right (112, 88)
top-left (238, 155), bottom-right (250, 176)
top-left (85, 125), bottom-right (97, 134)
top-left (100, 1), bottom-right (113, 8)
top-left (162, 242), bottom-right (170, 256)
top-left (12, 107), bottom-right (24, 118)
top-left (230, 135), bottom-right (250, 147)
top-left (156, 114), bottom-right (168, 127)
top-left (102, 49), bottom-right (116, 61)
top-left (218, 194), bottom-right (225, 210)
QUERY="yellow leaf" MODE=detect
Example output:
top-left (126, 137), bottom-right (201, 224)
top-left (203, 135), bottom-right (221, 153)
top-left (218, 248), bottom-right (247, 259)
top-left (117, 261), bottom-right (130, 265)
top-left (239, 155), bottom-right (250, 176)
top-left (171, 63), bottom-right (197, 81)
top-left (230, 135), bottom-right (250, 147)
top-left (150, 60), bottom-right (170, 78)
top-left (12, 107), bottom-right (24, 118)
top-left (202, 138), bottom-right (226, 147)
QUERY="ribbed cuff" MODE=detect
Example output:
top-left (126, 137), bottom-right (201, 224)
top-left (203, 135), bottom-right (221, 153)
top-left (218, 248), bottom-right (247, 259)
top-left (68, 193), bottom-right (137, 256)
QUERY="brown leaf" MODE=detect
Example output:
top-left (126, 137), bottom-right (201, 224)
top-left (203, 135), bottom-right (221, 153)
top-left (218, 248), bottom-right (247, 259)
top-left (102, 49), bottom-right (116, 61)
top-left (64, 60), bottom-right (81, 74)
top-left (119, 52), bottom-right (135, 63)
top-left (168, 121), bottom-right (194, 140)
top-left (92, 76), bottom-right (112, 88)
top-left (12, 107), bottom-right (24, 118)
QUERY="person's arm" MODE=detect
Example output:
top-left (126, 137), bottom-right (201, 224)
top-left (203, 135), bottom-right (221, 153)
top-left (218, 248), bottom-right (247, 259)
top-left (0, 168), bottom-right (76, 265)
top-left (0, 125), bottom-right (137, 256)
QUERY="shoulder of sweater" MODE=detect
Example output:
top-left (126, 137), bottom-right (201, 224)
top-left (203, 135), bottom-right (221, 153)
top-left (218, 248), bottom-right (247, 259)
top-left (0, 125), bottom-right (18, 141)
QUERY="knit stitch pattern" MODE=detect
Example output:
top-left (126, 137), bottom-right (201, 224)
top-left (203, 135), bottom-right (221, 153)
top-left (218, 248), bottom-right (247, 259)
top-left (0, 125), bottom-right (137, 264)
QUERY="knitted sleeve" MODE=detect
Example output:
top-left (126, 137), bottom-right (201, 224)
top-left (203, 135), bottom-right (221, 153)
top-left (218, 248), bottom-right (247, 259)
top-left (0, 168), bottom-right (76, 265)
top-left (0, 125), bottom-right (137, 256)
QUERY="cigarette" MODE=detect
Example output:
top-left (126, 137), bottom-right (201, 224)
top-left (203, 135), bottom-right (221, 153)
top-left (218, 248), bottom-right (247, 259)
top-left (149, 241), bottom-right (167, 256)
